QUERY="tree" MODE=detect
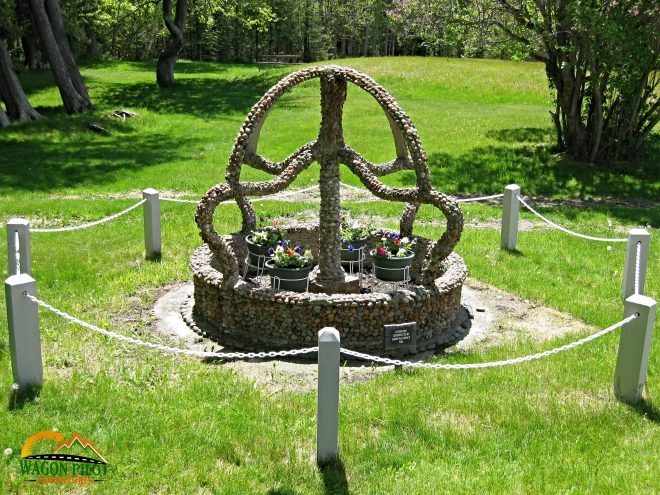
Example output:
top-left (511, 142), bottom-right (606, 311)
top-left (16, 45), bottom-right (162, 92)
top-left (14, 0), bottom-right (47, 70)
top-left (0, 37), bottom-right (42, 123)
top-left (494, 0), bottom-right (659, 162)
top-left (0, 105), bottom-right (9, 127)
top-left (28, 0), bottom-right (93, 113)
top-left (156, 0), bottom-right (186, 87)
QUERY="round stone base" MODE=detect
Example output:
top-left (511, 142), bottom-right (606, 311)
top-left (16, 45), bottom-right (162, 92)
top-left (190, 241), bottom-right (468, 357)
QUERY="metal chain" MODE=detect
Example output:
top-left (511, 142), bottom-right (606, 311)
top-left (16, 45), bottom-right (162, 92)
top-left (456, 193), bottom-right (504, 203)
top-left (14, 231), bottom-right (20, 275)
top-left (32, 199), bottom-right (146, 233)
top-left (635, 241), bottom-right (641, 295)
top-left (161, 197), bottom-right (198, 204)
top-left (161, 185), bottom-right (322, 205)
top-left (25, 294), bottom-right (318, 359)
top-left (517, 197), bottom-right (626, 242)
top-left (162, 185), bottom-right (505, 205)
top-left (339, 314), bottom-right (637, 369)
top-left (339, 182), bottom-right (370, 192)
top-left (25, 294), bottom-right (636, 369)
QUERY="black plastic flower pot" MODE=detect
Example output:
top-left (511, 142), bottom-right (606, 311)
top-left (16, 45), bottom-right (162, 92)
top-left (370, 249), bottom-right (414, 282)
top-left (340, 237), bottom-right (369, 262)
top-left (245, 236), bottom-right (274, 269)
top-left (265, 260), bottom-right (313, 292)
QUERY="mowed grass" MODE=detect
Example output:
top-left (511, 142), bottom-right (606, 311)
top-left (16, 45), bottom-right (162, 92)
top-left (0, 58), bottom-right (658, 493)
top-left (1, 57), bottom-right (657, 200)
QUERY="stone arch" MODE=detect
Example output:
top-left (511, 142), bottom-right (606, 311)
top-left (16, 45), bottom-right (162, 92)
top-left (196, 65), bottom-right (463, 288)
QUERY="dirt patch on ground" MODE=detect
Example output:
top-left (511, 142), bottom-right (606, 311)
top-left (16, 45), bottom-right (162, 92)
top-left (142, 278), bottom-right (594, 393)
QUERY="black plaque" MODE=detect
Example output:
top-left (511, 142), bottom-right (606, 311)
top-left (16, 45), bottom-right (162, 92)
top-left (384, 322), bottom-right (417, 350)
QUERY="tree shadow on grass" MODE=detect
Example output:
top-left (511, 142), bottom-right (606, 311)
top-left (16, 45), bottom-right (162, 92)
top-left (398, 126), bottom-right (659, 203)
top-left (0, 114), bottom-right (200, 192)
top-left (92, 71), bottom-right (288, 118)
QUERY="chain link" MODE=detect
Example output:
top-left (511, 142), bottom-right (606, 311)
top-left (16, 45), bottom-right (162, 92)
top-left (25, 294), bottom-right (318, 359)
top-left (340, 314), bottom-right (637, 369)
top-left (125, 185), bottom-right (505, 208)
top-left (25, 294), bottom-right (636, 369)
top-left (517, 197), bottom-right (626, 242)
top-left (14, 231), bottom-right (20, 275)
top-left (32, 199), bottom-right (146, 233)
top-left (161, 197), bottom-right (198, 204)
top-left (456, 193), bottom-right (504, 203)
top-left (634, 241), bottom-right (642, 295)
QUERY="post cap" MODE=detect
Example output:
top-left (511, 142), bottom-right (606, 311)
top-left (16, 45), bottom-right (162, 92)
top-left (318, 327), bottom-right (340, 343)
top-left (143, 188), bottom-right (159, 196)
top-left (627, 228), bottom-right (649, 238)
top-left (625, 294), bottom-right (657, 309)
top-left (505, 184), bottom-right (520, 192)
top-left (6, 218), bottom-right (30, 227)
top-left (5, 273), bottom-right (36, 286)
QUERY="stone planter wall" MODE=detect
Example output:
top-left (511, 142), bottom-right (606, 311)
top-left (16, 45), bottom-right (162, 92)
top-left (190, 230), bottom-right (467, 356)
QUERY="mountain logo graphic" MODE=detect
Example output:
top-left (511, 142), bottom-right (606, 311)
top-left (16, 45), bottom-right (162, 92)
top-left (19, 431), bottom-right (110, 484)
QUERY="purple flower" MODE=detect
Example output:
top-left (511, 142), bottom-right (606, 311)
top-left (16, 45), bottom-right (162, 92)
top-left (259, 217), bottom-right (265, 223)
top-left (280, 240), bottom-right (288, 247)
top-left (390, 232), bottom-right (400, 240)
top-left (267, 247), bottom-right (274, 255)
top-left (348, 244), bottom-right (354, 252)
top-left (294, 246), bottom-right (302, 254)
top-left (248, 216), bottom-right (256, 223)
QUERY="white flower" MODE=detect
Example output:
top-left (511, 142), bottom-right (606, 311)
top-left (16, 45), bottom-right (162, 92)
top-left (396, 249), bottom-right (407, 258)
top-left (607, 246), bottom-right (612, 251)
top-left (11, 383), bottom-right (19, 391)
top-left (607, 220), bottom-right (612, 227)
top-left (401, 237), bottom-right (410, 244)
top-left (275, 246), bottom-right (284, 253)
top-left (3, 448), bottom-right (12, 456)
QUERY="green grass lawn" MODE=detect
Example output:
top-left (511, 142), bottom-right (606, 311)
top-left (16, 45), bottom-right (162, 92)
top-left (0, 57), bottom-right (658, 494)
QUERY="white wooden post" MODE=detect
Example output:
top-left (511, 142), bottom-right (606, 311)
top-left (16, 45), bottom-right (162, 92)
top-left (5, 273), bottom-right (41, 388)
top-left (500, 184), bottom-right (520, 251)
top-left (142, 188), bottom-right (161, 259)
top-left (614, 295), bottom-right (656, 404)
top-left (317, 327), bottom-right (340, 466)
top-left (621, 229), bottom-right (649, 300)
top-left (6, 218), bottom-right (31, 276)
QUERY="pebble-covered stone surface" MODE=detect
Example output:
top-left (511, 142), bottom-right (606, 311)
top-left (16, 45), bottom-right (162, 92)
top-left (190, 226), bottom-right (467, 356)
top-left (190, 65), bottom-right (468, 356)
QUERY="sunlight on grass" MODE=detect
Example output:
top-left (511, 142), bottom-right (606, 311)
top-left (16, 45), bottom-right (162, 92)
top-left (0, 58), bottom-right (657, 494)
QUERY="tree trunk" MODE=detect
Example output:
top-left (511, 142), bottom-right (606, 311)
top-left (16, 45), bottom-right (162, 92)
top-left (28, 0), bottom-right (93, 114)
top-left (156, 0), bottom-right (187, 87)
top-left (0, 105), bottom-right (10, 128)
top-left (44, 0), bottom-right (92, 102)
top-left (15, 0), bottom-right (46, 70)
top-left (0, 38), bottom-right (42, 122)
top-left (85, 24), bottom-right (101, 60)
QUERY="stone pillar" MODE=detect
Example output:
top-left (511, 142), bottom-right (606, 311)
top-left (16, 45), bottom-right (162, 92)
top-left (317, 327), bottom-right (340, 466)
top-left (143, 188), bottom-right (161, 259)
top-left (501, 184), bottom-right (520, 251)
top-left (621, 229), bottom-right (650, 300)
top-left (5, 273), bottom-right (41, 388)
top-left (310, 73), bottom-right (357, 294)
top-left (6, 218), bottom-right (31, 276)
top-left (614, 295), bottom-right (656, 404)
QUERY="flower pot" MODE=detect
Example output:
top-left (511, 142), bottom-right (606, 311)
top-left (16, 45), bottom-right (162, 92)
top-left (340, 237), bottom-right (369, 263)
top-left (245, 236), bottom-right (273, 269)
top-left (265, 260), bottom-right (313, 292)
top-left (370, 249), bottom-right (414, 282)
